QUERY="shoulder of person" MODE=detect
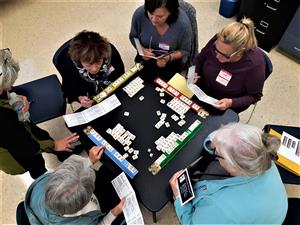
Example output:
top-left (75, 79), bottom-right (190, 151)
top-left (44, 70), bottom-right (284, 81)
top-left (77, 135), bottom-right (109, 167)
top-left (133, 5), bottom-right (145, 18)
top-left (177, 9), bottom-right (192, 26)
top-left (244, 48), bottom-right (265, 68)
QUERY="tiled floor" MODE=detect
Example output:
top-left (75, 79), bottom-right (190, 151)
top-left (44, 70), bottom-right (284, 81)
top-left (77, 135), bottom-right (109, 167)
top-left (1, 0), bottom-right (299, 224)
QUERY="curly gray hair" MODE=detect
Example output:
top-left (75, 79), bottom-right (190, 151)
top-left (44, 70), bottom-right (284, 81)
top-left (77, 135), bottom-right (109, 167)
top-left (212, 123), bottom-right (280, 176)
top-left (45, 155), bottom-right (96, 215)
top-left (0, 48), bottom-right (20, 92)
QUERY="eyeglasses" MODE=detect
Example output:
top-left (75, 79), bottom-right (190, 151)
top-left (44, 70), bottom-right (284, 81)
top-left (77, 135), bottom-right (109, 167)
top-left (203, 134), bottom-right (224, 160)
top-left (213, 42), bottom-right (240, 59)
top-left (212, 149), bottom-right (224, 160)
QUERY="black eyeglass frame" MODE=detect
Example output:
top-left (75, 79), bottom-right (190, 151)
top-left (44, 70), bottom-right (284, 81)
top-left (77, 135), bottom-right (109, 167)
top-left (211, 148), bottom-right (225, 160)
top-left (213, 42), bottom-right (240, 59)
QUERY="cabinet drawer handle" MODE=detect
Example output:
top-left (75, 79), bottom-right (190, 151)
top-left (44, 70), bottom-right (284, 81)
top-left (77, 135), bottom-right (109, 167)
top-left (260, 20), bottom-right (269, 28)
top-left (294, 47), bottom-right (300, 52)
top-left (266, 4), bottom-right (278, 11)
top-left (256, 29), bottom-right (266, 35)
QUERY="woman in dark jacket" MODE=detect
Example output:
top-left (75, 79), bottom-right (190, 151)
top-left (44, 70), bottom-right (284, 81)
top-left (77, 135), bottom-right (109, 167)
top-left (55, 30), bottom-right (125, 108)
top-left (0, 48), bottom-right (79, 179)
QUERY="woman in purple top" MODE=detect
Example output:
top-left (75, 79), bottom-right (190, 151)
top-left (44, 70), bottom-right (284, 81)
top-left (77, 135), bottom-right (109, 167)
top-left (194, 18), bottom-right (266, 113)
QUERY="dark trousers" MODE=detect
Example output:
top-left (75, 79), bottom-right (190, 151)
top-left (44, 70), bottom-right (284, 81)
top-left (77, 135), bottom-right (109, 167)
top-left (94, 166), bottom-right (126, 225)
top-left (135, 55), bottom-right (182, 81)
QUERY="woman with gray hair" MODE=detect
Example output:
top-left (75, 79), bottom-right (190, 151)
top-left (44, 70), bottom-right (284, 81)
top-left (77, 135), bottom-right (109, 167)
top-left (24, 146), bottom-right (125, 225)
top-left (0, 48), bottom-right (79, 179)
top-left (169, 122), bottom-right (288, 224)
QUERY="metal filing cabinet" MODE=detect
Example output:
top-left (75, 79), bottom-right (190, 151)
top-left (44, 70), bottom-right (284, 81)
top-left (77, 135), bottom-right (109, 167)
top-left (237, 0), bottom-right (300, 52)
top-left (278, 7), bottom-right (300, 60)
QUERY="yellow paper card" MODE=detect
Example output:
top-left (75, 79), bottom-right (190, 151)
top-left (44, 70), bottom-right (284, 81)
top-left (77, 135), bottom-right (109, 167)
top-left (168, 73), bottom-right (194, 99)
top-left (269, 129), bottom-right (300, 176)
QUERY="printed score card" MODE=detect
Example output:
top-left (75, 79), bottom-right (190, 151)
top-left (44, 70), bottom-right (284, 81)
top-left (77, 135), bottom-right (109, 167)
top-left (111, 172), bottom-right (144, 225)
top-left (177, 168), bottom-right (195, 205)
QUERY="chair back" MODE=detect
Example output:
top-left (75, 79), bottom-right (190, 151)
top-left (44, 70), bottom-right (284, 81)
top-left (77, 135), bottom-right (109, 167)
top-left (16, 201), bottom-right (31, 225)
top-left (52, 39), bottom-right (71, 70)
top-left (179, 0), bottom-right (199, 68)
top-left (12, 74), bottom-right (66, 124)
top-left (283, 198), bottom-right (300, 225)
top-left (260, 48), bottom-right (273, 80)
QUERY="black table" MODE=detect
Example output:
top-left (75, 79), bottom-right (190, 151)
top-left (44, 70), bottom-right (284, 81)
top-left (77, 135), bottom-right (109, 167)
top-left (264, 124), bottom-right (300, 185)
top-left (70, 73), bottom-right (239, 222)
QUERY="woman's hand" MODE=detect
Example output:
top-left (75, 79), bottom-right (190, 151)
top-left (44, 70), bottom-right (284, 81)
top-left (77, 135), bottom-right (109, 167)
top-left (111, 198), bottom-right (126, 217)
top-left (215, 98), bottom-right (232, 110)
top-left (156, 56), bottom-right (169, 68)
top-left (54, 133), bottom-right (79, 152)
top-left (78, 96), bottom-right (94, 108)
top-left (18, 95), bottom-right (30, 113)
top-left (169, 170), bottom-right (183, 199)
top-left (142, 48), bottom-right (155, 61)
top-left (88, 146), bottom-right (104, 164)
top-left (193, 73), bottom-right (201, 84)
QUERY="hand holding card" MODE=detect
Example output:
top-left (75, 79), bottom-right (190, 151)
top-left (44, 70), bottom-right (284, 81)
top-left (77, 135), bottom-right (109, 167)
top-left (176, 168), bottom-right (195, 205)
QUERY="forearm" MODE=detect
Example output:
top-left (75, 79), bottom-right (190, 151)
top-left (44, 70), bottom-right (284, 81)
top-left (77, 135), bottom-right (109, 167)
top-left (231, 93), bottom-right (262, 108)
top-left (169, 51), bottom-right (183, 62)
top-left (98, 211), bottom-right (116, 225)
top-left (38, 139), bottom-right (55, 153)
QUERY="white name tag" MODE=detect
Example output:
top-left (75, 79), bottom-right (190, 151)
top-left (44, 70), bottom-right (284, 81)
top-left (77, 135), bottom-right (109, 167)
top-left (216, 69), bottom-right (232, 86)
top-left (159, 42), bottom-right (170, 51)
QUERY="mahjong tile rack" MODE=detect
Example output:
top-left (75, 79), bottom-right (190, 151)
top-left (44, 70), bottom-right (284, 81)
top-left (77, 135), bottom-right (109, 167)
top-left (84, 126), bottom-right (138, 179)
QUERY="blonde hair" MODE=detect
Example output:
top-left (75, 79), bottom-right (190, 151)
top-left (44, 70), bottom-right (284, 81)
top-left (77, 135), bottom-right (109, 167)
top-left (217, 17), bottom-right (257, 52)
top-left (0, 49), bottom-right (20, 91)
top-left (212, 123), bottom-right (280, 176)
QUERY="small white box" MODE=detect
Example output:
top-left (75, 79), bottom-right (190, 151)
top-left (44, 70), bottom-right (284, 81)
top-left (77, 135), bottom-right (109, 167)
top-left (124, 111), bottom-right (130, 116)
top-left (139, 96), bottom-right (144, 101)
top-left (160, 99), bottom-right (166, 104)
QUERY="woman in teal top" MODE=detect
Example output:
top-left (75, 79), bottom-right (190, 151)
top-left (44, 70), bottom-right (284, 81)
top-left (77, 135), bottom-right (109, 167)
top-left (170, 122), bottom-right (288, 224)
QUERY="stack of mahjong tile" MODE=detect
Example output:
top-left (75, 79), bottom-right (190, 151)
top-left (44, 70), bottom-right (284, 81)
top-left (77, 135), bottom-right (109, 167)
top-left (106, 123), bottom-right (136, 147)
top-left (123, 76), bottom-right (144, 98)
top-left (123, 146), bottom-right (140, 160)
top-left (167, 97), bottom-right (190, 115)
top-left (154, 132), bottom-right (180, 154)
top-left (154, 111), bottom-right (170, 129)
top-left (106, 123), bottom-right (140, 160)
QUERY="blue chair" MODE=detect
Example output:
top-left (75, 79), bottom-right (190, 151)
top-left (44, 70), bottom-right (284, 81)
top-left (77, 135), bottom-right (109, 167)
top-left (246, 49), bottom-right (273, 123)
top-left (52, 39), bottom-right (76, 111)
top-left (283, 198), bottom-right (300, 225)
top-left (16, 201), bottom-right (30, 225)
top-left (179, 0), bottom-right (199, 68)
top-left (12, 74), bottom-right (66, 124)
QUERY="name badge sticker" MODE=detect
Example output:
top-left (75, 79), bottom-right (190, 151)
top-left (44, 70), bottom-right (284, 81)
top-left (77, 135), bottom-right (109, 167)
top-left (159, 42), bottom-right (170, 51)
top-left (216, 69), bottom-right (232, 87)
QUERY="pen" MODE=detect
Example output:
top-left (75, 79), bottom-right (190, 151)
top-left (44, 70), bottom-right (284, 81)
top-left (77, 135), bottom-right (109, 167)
top-left (149, 36), bottom-right (152, 52)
